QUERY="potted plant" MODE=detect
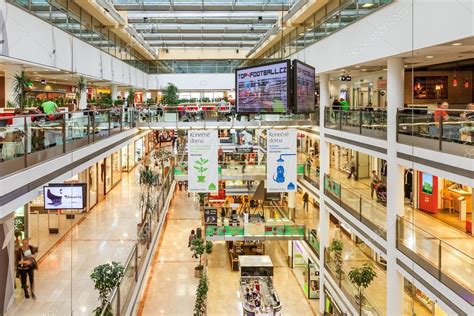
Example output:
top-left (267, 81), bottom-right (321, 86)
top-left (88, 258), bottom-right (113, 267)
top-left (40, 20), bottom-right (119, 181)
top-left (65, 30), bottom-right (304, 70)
top-left (154, 148), bottom-right (173, 179)
top-left (90, 261), bottom-right (125, 316)
top-left (330, 239), bottom-right (344, 287)
top-left (162, 83), bottom-right (179, 121)
top-left (127, 88), bottom-right (135, 107)
top-left (190, 238), bottom-right (213, 278)
top-left (138, 167), bottom-right (160, 224)
top-left (348, 263), bottom-right (377, 315)
top-left (197, 193), bottom-right (207, 211)
top-left (75, 76), bottom-right (87, 110)
top-left (12, 70), bottom-right (31, 111)
top-left (194, 273), bottom-right (209, 316)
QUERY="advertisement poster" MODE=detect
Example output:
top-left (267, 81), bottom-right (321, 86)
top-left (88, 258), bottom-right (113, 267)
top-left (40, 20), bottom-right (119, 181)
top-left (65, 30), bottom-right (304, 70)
top-left (294, 60), bottom-right (315, 113)
top-left (418, 172), bottom-right (438, 213)
top-left (43, 184), bottom-right (86, 210)
top-left (308, 263), bottom-right (320, 299)
top-left (204, 208), bottom-right (218, 225)
top-left (188, 130), bottom-right (218, 193)
top-left (266, 129), bottom-right (297, 192)
top-left (236, 60), bottom-right (289, 113)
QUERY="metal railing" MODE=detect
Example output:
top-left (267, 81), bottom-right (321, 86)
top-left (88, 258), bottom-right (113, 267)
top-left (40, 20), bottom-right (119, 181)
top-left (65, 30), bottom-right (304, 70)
top-left (0, 109), bottom-right (136, 177)
top-left (324, 108), bottom-right (387, 139)
top-left (101, 168), bottom-right (175, 316)
top-left (396, 216), bottom-right (474, 305)
top-left (323, 174), bottom-right (387, 239)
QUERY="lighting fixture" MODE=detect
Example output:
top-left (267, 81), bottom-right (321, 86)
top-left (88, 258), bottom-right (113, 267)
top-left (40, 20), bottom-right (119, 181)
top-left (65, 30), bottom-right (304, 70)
top-left (426, 55), bottom-right (434, 59)
top-left (362, 3), bottom-right (375, 8)
top-left (464, 79), bottom-right (470, 88)
top-left (361, 69), bottom-right (367, 71)
top-left (452, 42), bottom-right (462, 46)
top-left (41, 79), bottom-right (46, 85)
top-left (355, 65), bottom-right (360, 68)
top-left (453, 76), bottom-right (458, 87)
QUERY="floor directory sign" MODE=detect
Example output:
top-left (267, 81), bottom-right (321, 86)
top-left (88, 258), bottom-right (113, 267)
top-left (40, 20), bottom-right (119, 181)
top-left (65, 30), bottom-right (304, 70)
top-left (266, 129), bottom-right (297, 192)
top-left (188, 130), bottom-right (218, 193)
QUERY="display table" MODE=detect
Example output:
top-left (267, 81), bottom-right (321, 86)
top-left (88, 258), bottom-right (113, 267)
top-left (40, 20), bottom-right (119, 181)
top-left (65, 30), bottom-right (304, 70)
top-left (239, 256), bottom-right (281, 316)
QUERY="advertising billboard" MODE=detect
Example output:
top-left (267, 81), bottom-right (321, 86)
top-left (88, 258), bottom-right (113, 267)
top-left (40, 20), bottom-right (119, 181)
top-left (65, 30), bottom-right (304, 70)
top-left (43, 184), bottom-right (87, 210)
top-left (266, 129), bottom-right (297, 192)
top-left (188, 130), bottom-right (219, 193)
top-left (235, 60), bottom-right (290, 113)
top-left (293, 60), bottom-right (315, 114)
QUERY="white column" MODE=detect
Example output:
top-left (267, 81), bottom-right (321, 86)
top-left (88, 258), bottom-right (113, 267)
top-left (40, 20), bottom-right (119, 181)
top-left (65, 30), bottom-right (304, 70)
top-left (110, 84), bottom-right (118, 101)
top-left (318, 74), bottom-right (331, 314)
top-left (386, 57), bottom-right (405, 315)
top-left (79, 89), bottom-right (87, 110)
top-left (4, 65), bottom-right (21, 107)
top-left (288, 191), bottom-right (296, 220)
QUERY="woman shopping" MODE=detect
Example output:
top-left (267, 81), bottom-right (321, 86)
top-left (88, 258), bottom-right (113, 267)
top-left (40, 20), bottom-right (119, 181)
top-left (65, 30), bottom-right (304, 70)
top-left (16, 239), bottom-right (38, 299)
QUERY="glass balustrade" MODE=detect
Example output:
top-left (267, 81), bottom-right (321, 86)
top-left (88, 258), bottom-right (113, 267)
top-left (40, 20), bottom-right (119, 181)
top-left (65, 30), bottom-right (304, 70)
top-left (324, 108), bottom-right (387, 139)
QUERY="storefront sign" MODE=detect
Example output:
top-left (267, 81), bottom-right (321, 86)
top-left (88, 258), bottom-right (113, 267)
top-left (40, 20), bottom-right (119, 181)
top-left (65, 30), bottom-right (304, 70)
top-left (43, 184), bottom-right (87, 210)
top-left (204, 208), bottom-right (218, 225)
top-left (188, 130), bottom-right (218, 193)
top-left (266, 129), bottom-right (297, 192)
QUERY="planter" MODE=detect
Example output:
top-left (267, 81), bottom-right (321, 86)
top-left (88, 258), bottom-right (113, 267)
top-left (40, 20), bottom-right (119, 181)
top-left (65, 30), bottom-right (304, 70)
top-left (195, 266), bottom-right (204, 278)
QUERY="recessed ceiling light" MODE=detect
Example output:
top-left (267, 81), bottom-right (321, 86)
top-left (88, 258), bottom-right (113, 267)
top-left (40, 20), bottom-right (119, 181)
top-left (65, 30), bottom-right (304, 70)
top-left (452, 42), bottom-right (462, 46)
top-left (306, 28), bottom-right (312, 31)
top-left (355, 65), bottom-right (360, 68)
top-left (383, 68), bottom-right (387, 71)
top-left (426, 55), bottom-right (434, 59)
top-left (361, 69), bottom-right (367, 71)
top-left (362, 3), bottom-right (374, 8)
top-left (404, 65), bottom-right (408, 68)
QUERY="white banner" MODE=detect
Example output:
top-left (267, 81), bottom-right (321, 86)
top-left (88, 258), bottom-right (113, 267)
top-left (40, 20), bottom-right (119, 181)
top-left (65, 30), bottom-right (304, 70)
top-left (188, 130), bottom-right (218, 193)
top-left (266, 129), bottom-right (297, 192)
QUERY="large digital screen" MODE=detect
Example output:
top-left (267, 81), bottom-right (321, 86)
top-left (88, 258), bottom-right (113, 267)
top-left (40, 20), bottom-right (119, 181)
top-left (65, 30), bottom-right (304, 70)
top-left (293, 60), bottom-right (315, 114)
top-left (43, 184), bottom-right (87, 210)
top-left (421, 173), bottom-right (433, 195)
top-left (235, 60), bottom-right (290, 113)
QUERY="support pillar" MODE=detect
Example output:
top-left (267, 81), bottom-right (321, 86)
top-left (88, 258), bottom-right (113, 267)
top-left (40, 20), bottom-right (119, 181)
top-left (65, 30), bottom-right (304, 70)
top-left (288, 191), bottom-right (296, 220)
top-left (4, 65), bottom-right (21, 107)
top-left (386, 57), bottom-right (405, 315)
top-left (318, 74), bottom-right (331, 314)
top-left (0, 214), bottom-right (15, 314)
top-left (110, 84), bottom-right (118, 102)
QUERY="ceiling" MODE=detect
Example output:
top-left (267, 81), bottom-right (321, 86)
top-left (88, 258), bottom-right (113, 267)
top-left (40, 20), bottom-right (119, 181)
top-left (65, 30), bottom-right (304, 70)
top-left (113, 0), bottom-right (296, 49)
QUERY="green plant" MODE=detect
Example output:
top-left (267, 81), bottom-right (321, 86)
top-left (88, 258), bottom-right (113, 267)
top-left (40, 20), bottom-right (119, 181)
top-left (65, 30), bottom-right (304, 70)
top-left (127, 88), bottom-right (135, 106)
top-left (194, 273), bottom-right (209, 316)
top-left (197, 193), bottom-right (206, 207)
top-left (114, 99), bottom-right (124, 106)
top-left (139, 167), bottom-right (160, 223)
top-left (348, 263), bottom-right (377, 315)
top-left (6, 100), bottom-right (16, 108)
top-left (162, 83), bottom-right (179, 105)
top-left (193, 158), bottom-right (209, 183)
top-left (75, 76), bottom-right (87, 108)
top-left (12, 70), bottom-right (31, 110)
top-left (330, 239), bottom-right (344, 287)
top-left (190, 238), bottom-right (213, 270)
top-left (90, 261), bottom-right (125, 316)
top-left (154, 148), bottom-right (173, 179)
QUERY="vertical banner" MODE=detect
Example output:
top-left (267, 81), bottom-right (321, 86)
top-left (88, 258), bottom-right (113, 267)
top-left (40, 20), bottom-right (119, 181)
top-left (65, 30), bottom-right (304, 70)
top-left (266, 129), bottom-right (297, 192)
top-left (188, 130), bottom-right (218, 193)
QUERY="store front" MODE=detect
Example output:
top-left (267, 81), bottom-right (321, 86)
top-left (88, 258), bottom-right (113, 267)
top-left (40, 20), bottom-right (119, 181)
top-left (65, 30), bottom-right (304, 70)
top-left (324, 288), bottom-right (345, 316)
top-left (291, 241), bottom-right (320, 299)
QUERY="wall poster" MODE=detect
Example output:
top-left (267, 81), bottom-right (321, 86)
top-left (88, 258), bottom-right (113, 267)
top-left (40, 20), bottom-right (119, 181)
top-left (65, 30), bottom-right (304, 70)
top-left (266, 129), bottom-right (297, 192)
top-left (188, 130), bottom-right (218, 193)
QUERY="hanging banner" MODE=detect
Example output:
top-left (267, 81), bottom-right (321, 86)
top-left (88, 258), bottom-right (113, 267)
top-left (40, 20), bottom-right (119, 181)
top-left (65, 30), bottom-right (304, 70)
top-left (266, 129), bottom-right (297, 192)
top-left (188, 130), bottom-right (218, 193)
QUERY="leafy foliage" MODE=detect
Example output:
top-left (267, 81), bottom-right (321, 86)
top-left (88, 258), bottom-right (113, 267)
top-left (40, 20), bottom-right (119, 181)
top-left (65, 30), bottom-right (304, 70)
top-left (13, 70), bottom-right (31, 110)
top-left (330, 239), bottom-right (344, 287)
top-left (194, 273), bottom-right (209, 316)
top-left (90, 261), bottom-right (124, 316)
top-left (348, 263), bottom-right (377, 314)
top-left (127, 88), bottom-right (135, 106)
top-left (162, 83), bottom-right (179, 105)
top-left (139, 167), bottom-right (160, 224)
top-left (190, 238), bottom-right (213, 269)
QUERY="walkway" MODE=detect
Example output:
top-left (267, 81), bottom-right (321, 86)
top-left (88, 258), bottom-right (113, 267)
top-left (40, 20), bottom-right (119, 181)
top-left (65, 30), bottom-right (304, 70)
top-left (7, 167), bottom-right (142, 315)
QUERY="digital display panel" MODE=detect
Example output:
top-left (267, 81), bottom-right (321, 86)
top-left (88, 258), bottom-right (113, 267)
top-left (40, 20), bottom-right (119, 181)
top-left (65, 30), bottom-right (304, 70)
top-left (235, 60), bottom-right (290, 113)
top-left (43, 184), bottom-right (87, 210)
top-left (293, 60), bottom-right (315, 114)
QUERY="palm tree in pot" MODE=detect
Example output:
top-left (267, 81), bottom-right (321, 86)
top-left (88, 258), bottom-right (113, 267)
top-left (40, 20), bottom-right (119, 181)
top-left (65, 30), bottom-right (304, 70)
top-left (348, 263), bottom-right (377, 315)
top-left (75, 76), bottom-right (87, 110)
top-left (12, 70), bottom-right (31, 111)
top-left (138, 167), bottom-right (160, 224)
top-left (190, 238), bottom-right (213, 278)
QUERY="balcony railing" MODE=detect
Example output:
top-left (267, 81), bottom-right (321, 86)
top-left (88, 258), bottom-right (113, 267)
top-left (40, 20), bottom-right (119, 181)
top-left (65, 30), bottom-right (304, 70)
top-left (324, 108), bottom-right (387, 139)
top-left (0, 109), bottom-right (136, 178)
top-left (397, 109), bottom-right (474, 157)
top-left (396, 216), bottom-right (473, 305)
top-left (101, 169), bottom-right (175, 316)
top-left (323, 174), bottom-right (387, 239)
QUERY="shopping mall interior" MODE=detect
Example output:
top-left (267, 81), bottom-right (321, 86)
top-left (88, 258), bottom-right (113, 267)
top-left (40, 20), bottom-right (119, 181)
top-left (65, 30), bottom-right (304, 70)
top-left (0, 0), bottom-right (473, 315)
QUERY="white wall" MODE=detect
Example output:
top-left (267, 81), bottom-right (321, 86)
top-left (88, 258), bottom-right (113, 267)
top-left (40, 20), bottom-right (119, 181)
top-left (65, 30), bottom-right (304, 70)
top-left (0, 1), bottom-right (148, 88)
top-left (291, 0), bottom-right (474, 74)
top-left (148, 73), bottom-right (235, 91)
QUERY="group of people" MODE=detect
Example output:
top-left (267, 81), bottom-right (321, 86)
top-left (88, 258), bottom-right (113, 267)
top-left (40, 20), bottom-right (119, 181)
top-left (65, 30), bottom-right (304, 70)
top-left (430, 102), bottom-right (474, 141)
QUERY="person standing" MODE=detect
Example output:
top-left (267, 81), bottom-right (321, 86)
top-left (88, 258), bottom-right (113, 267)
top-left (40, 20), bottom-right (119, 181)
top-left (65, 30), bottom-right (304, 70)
top-left (306, 157), bottom-right (312, 176)
top-left (303, 192), bottom-right (309, 211)
top-left (188, 230), bottom-right (196, 248)
top-left (16, 239), bottom-right (37, 299)
top-left (370, 170), bottom-right (381, 199)
top-left (347, 157), bottom-right (357, 180)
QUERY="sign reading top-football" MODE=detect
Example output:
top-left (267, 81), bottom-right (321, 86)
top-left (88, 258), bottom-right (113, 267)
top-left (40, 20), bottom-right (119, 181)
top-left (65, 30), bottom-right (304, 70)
top-left (43, 184), bottom-right (87, 210)
top-left (266, 129), bottom-right (297, 192)
top-left (188, 130), bottom-right (218, 193)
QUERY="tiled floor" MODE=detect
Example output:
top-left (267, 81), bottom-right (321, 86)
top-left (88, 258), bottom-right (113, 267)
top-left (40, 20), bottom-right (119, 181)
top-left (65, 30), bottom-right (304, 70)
top-left (6, 168), bottom-right (142, 316)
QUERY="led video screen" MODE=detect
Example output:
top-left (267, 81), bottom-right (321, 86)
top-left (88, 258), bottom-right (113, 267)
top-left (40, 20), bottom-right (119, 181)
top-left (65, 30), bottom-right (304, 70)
top-left (235, 60), bottom-right (290, 113)
top-left (293, 60), bottom-right (315, 114)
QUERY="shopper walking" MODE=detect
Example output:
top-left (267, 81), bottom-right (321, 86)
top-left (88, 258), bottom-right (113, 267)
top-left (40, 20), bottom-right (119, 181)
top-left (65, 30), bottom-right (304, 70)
top-left (178, 181), bottom-right (183, 191)
top-left (370, 170), bottom-right (381, 199)
top-left (347, 157), bottom-right (357, 180)
top-left (303, 192), bottom-right (309, 211)
top-left (306, 157), bottom-right (312, 176)
top-left (16, 239), bottom-right (37, 299)
top-left (188, 230), bottom-right (196, 248)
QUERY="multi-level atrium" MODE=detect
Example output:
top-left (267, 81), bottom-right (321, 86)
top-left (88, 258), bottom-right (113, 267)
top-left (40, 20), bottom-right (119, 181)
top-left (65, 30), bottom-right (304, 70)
top-left (0, 0), bottom-right (473, 315)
